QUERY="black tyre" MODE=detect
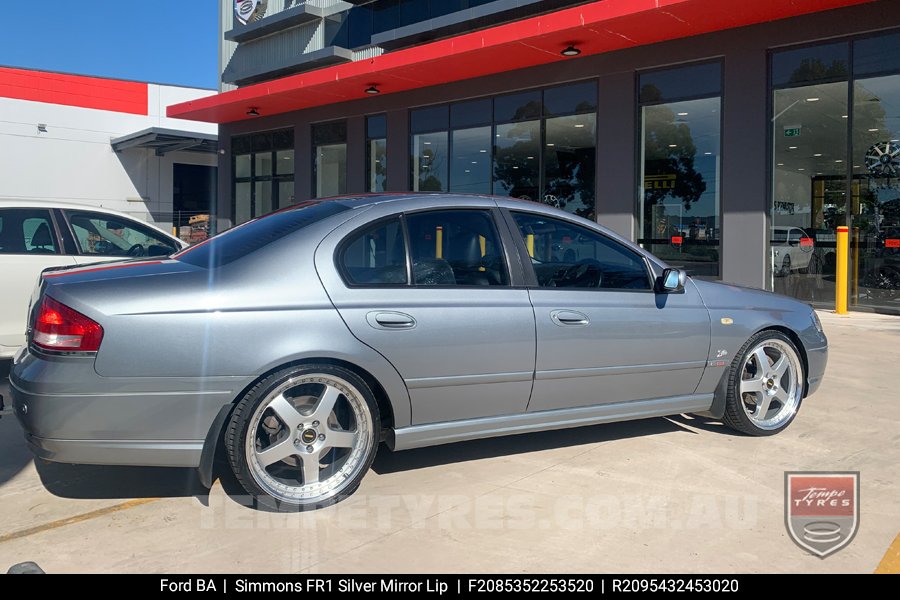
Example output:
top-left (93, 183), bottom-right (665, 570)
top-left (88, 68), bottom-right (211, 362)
top-left (722, 330), bottom-right (805, 436)
top-left (225, 364), bottom-right (380, 511)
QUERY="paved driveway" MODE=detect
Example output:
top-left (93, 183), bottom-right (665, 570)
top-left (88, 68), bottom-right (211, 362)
top-left (1, 312), bottom-right (898, 573)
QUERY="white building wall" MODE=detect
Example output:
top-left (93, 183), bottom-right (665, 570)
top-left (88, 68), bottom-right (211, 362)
top-left (0, 83), bottom-right (217, 230)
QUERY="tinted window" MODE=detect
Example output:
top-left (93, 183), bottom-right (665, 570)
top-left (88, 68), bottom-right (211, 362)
top-left (341, 218), bottom-right (407, 285)
top-left (771, 41), bottom-right (848, 88)
top-left (512, 212), bottom-right (651, 290)
top-left (406, 209), bottom-right (508, 286)
top-left (67, 212), bottom-right (177, 258)
top-left (176, 202), bottom-right (350, 268)
top-left (450, 98), bottom-right (492, 129)
top-left (639, 61), bottom-right (722, 103)
top-left (854, 31), bottom-right (900, 77)
top-left (494, 90), bottom-right (542, 122)
top-left (0, 208), bottom-right (58, 254)
top-left (411, 105), bottom-right (449, 133)
top-left (543, 81), bottom-right (598, 116)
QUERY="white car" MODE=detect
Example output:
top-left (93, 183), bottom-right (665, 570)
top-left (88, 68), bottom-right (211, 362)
top-left (0, 200), bottom-right (186, 358)
top-left (771, 226), bottom-right (814, 275)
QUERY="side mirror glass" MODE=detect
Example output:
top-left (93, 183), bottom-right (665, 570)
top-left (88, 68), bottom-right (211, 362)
top-left (660, 268), bottom-right (687, 293)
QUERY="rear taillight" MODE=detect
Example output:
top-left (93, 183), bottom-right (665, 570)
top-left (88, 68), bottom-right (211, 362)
top-left (32, 296), bottom-right (104, 353)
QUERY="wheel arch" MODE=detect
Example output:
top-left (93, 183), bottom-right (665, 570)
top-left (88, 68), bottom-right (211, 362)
top-left (197, 356), bottom-right (399, 488)
top-left (704, 325), bottom-right (810, 419)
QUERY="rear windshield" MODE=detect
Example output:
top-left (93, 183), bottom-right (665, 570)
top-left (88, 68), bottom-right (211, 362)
top-left (175, 202), bottom-right (350, 268)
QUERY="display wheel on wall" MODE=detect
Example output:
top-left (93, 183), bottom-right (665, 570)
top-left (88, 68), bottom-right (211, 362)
top-left (865, 140), bottom-right (900, 178)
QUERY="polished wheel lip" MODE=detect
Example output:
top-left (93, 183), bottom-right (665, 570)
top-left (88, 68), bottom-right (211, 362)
top-left (739, 339), bottom-right (803, 430)
top-left (245, 374), bottom-right (371, 505)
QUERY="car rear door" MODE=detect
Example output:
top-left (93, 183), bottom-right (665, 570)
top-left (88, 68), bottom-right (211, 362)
top-left (0, 208), bottom-right (76, 353)
top-left (503, 208), bottom-right (711, 412)
top-left (315, 198), bottom-right (536, 425)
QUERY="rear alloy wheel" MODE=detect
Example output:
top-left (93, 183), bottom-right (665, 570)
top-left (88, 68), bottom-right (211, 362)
top-left (722, 331), bottom-right (804, 436)
top-left (225, 364), bottom-right (380, 511)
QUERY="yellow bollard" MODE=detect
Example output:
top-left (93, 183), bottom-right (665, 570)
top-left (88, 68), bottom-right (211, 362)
top-left (835, 225), bottom-right (849, 315)
top-left (435, 226), bottom-right (443, 259)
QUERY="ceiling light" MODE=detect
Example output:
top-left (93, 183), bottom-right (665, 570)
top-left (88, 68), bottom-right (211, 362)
top-left (668, 144), bottom-right (677, 148)
top-left (246, 107), bottom-right (260, 117)
top-left (365, 85), bottom-right (380, 95)
top-left (788, 146), bottom-right (798, 150)
top-left (868, 128), bottom-right (879, 132)
top-left (546, 143), bottom-right (555, 147)
top-left (479, 149), bottom-right (487, 153)
top-left (704, 152), bottom-right (712, 155)
top-left (853, 165), bottom-right (860, 168)
top-left (677, 112), bottom-right (689, 116)
top-left (798, 168), bottom-right (806, 171)
top-left (424, 141), bottom-right (431, 145)
top-left (841, 115), bottom-right (848, 119)
top-left (806, 97), bottom-right (820, 102)
top-left (513, 166), bottom-right (520, 169)
top-left (574, 124), bottom-right (585, 128)
top-left (561, 45), bottom-right (581, 57)
top-left (835, 159), bottom-right (843, 163)
top-left (813, 153), bottom-right (823, 157)
top-left (526, 156), bottom-right (534, 159)
top-left (777, 163), bottom-right (784, 166)
top-left (465, 169), bottom-right (470, 173)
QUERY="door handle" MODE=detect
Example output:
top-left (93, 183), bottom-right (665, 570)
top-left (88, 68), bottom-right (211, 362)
top-left (550, 309), bottom-right (590, 327)
top-left (367, 311), bottom-right (417, 330)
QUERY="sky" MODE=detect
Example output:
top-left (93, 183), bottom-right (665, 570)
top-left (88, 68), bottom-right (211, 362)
top-left (0, 0), bottom-right (219, 89)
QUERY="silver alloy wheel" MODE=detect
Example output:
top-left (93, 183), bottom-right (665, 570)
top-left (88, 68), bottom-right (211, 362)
top-left (245, 374), bottom-right (372, 504)
top-left (739, 339), bottom-right (803, 430)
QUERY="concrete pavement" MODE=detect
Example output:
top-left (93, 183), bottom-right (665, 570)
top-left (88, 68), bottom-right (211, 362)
top-left (1, 312), bottom-right (897, 573)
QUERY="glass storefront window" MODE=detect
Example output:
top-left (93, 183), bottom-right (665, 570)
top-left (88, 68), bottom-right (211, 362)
top-left (312, 121), bottom-right (347, 198)
top-left (850, 56), bottom-right (900, 312)
top-left (410, 81), bottom-right (597, 214)
top-left (412, 131), bottom-right (448, 191)
top-left (769, 31), bottom-right (900, 314)
top-left (543, 113), bottom-right (596, 219)
top-left (450, 126), bottom-right (491, 194)
top-left (639, 63), bottom-right (722, 278)
top-left (493, 121), bottom-right (540, 200)
top-left (770, 81), bottom-right (848, 304)
top-left (232, 128), bottom-right (294, 225)
top-left (366, 115), bottom-right (387, 192)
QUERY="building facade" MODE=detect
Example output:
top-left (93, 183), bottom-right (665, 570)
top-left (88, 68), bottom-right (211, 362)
top-left (170, 0), bottom-right (900, 314)
top-left (0, 67), bottom-right (218, 235)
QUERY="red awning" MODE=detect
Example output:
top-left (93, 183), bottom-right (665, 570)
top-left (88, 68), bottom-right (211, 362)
top-left (168, 0), bottom-right (873, 123)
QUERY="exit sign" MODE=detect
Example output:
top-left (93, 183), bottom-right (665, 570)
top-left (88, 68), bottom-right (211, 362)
top-left (784, 126), bottom-right (802, 137)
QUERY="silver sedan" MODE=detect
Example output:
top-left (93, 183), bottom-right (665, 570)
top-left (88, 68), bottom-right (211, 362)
top-left (10, 195), bottom-right (827, 510)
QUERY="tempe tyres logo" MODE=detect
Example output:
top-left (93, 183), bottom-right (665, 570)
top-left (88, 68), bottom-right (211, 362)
top-left (785, 472), bottom-right (859, 558)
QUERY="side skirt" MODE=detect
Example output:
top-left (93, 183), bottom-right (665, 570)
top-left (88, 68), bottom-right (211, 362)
top-left (390, 393), bottom-right (714, 451)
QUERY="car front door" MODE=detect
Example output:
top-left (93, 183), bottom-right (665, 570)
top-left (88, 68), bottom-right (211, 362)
top-left (316, 201), bottom-right (536, 425)
top-left (505, 209), bottom-right (711, 412)
top-left (0, 208), bottom-right (76, 354)
top-left (61, 209), bottom-right (180, 263)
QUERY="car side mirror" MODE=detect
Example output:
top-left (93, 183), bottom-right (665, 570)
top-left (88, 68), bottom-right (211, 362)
top-left (658, 268), bottom-right (687, 293)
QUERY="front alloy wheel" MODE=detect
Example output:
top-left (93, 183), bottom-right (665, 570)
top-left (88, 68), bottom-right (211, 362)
top-left (226, 365), bottom-right (380, 511)
top-left (723, 331), bottom-right (804, 435)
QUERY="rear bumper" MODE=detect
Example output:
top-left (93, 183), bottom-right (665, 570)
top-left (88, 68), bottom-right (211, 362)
top-left (10, 348), bottom-right (246, 468)
top-left (23, 433), bottom-right (203, 467)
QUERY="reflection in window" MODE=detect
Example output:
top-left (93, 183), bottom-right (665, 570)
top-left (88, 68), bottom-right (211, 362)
top-left (639, 95), bottom-right (721, 278)
top-left (450, 127), bottom-right (491, 193)
top-left (493, 121), bottom-right (540, 200)
top-left (544, 114), bottom-right (596, 219)
top-left (313, 121), bottom-right (347, 198)
top-left (412, 131), bottom-right (448, 191)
